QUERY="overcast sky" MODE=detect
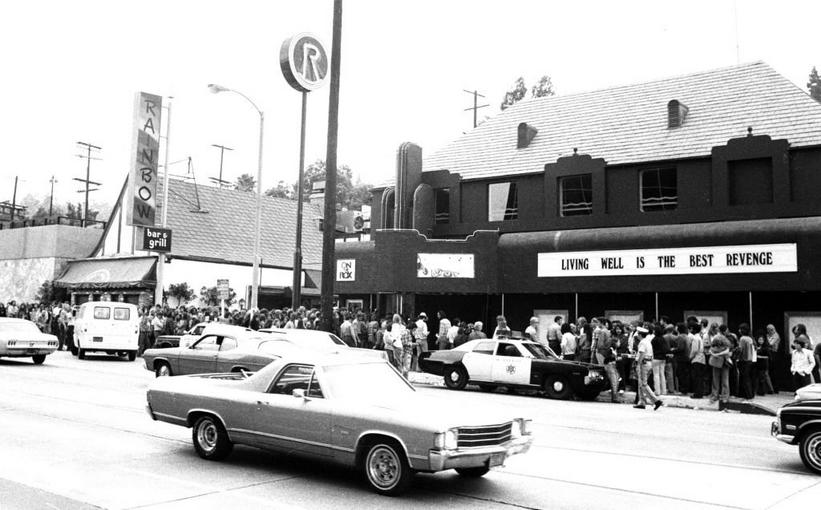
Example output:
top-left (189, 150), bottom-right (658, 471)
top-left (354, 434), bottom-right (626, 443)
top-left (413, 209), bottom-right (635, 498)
top-left (1, 0), bottom-right (819, 212)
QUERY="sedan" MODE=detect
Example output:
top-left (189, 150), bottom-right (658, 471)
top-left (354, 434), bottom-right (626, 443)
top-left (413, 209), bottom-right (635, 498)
top-left (146, 353), bottom-right (533, 495)
top-left (419, 338), bottom-right (607, 400)
top-left (260, 328), bottom-right (388, 360)
top-left (142, 324), bottom-right (299, 377)
top-left (0, 318), bottom-right (59, 365)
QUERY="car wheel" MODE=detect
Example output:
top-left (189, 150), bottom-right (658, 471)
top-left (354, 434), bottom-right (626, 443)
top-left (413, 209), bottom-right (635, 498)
top-left (799, 427), bottom-right (821, 475)
top-left (363, 441), bottom-right (413, 496)
top-left (455, 466), bottom-right (490, 477)
top-left (155, 362), bottom-right (172, 377)
top-left (444, 365), bottom-right (468, 390)
top-left (127, 350), bottom-right (137, 361)
top-left (32, 354), bottom-right (46, 365)
top-left (78, 348), bottom-right (86, 360)
top-left (543, 375), bottom-right (573, 400)
top-left (192, 415), bottom-right (233, 461)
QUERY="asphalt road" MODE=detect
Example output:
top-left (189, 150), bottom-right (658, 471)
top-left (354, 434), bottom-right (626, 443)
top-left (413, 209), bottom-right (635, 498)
top-left (1, 351), bottom-right (820, 510)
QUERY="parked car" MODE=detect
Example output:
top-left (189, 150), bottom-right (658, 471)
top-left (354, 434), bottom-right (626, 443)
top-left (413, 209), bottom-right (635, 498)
top-left (795, 383), bottom-right (821, 402)
top-left (259, 328), bottom-right (388, 360)
top-left (153, 322), bottom-right (210, 349)
top-left (145, 352), bottom-right (533, 495)
top-left (771, 399), bottom-right (821, 474)
top-left (142, 325), bottom-right (299, 377)
top-left (0, 318), bottom-right (59, 364)
top-left (419, 338), bottom-right (607, 400)
top-left (73, 302), bottom-right (140, 360)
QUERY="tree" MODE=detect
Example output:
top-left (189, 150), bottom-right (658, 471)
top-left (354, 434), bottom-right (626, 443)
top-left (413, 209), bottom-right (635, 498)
top-left (199, 285), bottom-right (236, 307)
top-left (290, 160), bottom-right (372, 210)
top-left (809, 66), bottom-right (821, 103)
top-left (235, 173), bottom-right (256, 192)
top-left (500, 74), bottom-right (557, 110)
top-left (36, 280), bottom-right (66, 303)
top-left (167, 282), bottom-right (195, 304)
top-left (64, 202), bottom-right (98, 222)
top-left (500, 77), bottom-right (528, 110)
top-left (264, 180), bottom-right (296, 200)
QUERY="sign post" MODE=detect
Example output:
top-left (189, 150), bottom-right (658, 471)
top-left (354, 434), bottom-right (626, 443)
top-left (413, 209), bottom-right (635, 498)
top-left (217, 279), bottom-right (230, 320)
top-left (280, 33), bottom-right (328, 310)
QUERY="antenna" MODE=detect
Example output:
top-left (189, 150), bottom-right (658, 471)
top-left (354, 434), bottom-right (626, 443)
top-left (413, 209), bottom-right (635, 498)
top-left (463, 89), bottom-right (489, 129)
top-left (210, 143), bottom-right (233, 188)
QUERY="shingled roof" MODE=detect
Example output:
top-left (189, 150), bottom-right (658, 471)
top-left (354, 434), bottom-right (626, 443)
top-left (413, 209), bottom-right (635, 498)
top-left (158, 179), bottom-right (323, 268)
top-left (422, 61), bottom-right (821, 181)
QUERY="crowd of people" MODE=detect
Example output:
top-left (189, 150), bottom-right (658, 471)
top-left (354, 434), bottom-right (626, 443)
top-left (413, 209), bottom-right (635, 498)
top-left (4, 299), bottom-right (819, 399)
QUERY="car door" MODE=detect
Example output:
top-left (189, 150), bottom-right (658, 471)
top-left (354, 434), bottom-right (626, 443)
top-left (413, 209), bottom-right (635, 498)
top-left (215, 336), bottom-right (241, 373)
top-left (252, 364), bottom-right (332, 458)
top-left (461, 340), bottom-right (496, 381)
top-left (491, 342), bottom-right (532, 385)
top-left (177, 335), bottom-right (220, 374)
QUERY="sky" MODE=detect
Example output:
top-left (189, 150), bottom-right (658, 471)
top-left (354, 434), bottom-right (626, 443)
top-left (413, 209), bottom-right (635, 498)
top-left (1, 0), bottom-right (820, 214)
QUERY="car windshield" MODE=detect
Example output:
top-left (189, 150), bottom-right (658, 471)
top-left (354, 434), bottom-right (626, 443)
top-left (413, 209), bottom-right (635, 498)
top-left (1, 322), bottom-right (41, 335)
top-left (522, 343), bottom-right (554, 359)
top-left (322, 362), bottom-right (414, 400)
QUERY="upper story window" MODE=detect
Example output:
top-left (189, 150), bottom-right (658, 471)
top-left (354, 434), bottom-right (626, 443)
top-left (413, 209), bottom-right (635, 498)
top-left (488, 182), bottom-right (518, 221)
top-left (640, 167), bottom-right (677, 212)
top-left (434, 188), bottom-right (450, 224)
top-left (729, 158), bottom-right (773, 205)
top-left (559, 174), bottom-right (592, 216)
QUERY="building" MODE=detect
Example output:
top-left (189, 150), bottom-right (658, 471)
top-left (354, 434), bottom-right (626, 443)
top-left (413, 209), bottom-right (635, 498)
top-left (54, 178), bottom-right (324, 309)
top-left (334, 62), bottom-right (821, 374)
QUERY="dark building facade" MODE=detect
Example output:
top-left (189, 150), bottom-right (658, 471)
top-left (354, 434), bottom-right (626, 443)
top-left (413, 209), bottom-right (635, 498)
top-left (334, 62), bottom-right (821, 386)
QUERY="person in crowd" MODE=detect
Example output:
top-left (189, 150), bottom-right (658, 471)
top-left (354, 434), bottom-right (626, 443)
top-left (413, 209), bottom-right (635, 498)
top-left (411, 312), bottom-right (428, 371)
top-left (594, 319), bottom-right (620, 403)
top-left (662, 324), bottom-right (678, 394)
top-left (673, 322), bottom-right (691, 394)
top-left (649, 323), bottom-right (668, 395)
top-left (576, 317), bottom-right (592, 364)
top-left (689, 320), bottom-right (706, 399)
top-left (524, 316), bottom-right (541, 345)
top-left (66, 307), bottom-right (76, 354)
top-left (0, 302), bottom-right (6, 317)
top-left (492, 315), bottom-right (512, 339)
top-left (753, 329), bottom-right (775, 395)
top-left (374, 317), bottom-right (387, 350)
top-left (793, 323), bottom-right (813, 350)
top-left (708, 325), bottom-right (732, 405)
top-left (388, 314), bottom-right (407, 373)
top-left (560, 322), bottom-right (577, 361)
top-left (634, 326), bottom-right (663, 410)
top-left (737, 323), bottom-right (757, 399)
top-left (612, 322), bottom-right (630, 392)
top-left (590, 317), bottom-right (602, 363)
top-left (436, 310), bottom-right (451, 350)
top-left (351, 312), bottom-right (365, 348)
top-left (468, 321), bottom-right (487, 340)
top-left (447, 318), bottom-right (462, 347)
top-left (400, 319), bottom-right (415, 378)
top-left (7, 300), bottom-right (19, 318)
top-left (814, 335), bottom-right (821, 384)
top-left (150, 310), bottom-right (164, 346)
top-left (139, 308), bottom-right (152, 355)
top-left (339, 312), bottom-right (355, 347)
top-left (791, 337), bottom-right (815, 390)
top-left (720, 324), bottom-right (740, 397)
top-left (454, 319), bottom-right (471, 348)
top-left (546, 316), bottom-right (563, 355)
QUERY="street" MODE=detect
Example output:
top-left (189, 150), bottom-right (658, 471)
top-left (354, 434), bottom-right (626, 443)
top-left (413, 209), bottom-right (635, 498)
top-left (2, 351), bottom-right (820, 510)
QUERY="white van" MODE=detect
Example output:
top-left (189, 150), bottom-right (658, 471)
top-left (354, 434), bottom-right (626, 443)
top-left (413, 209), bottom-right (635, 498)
top-left (74, 302), bottom-right (140, 361)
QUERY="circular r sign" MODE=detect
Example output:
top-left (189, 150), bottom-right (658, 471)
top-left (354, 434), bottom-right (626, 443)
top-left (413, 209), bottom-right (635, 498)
top-left (280, 33), bottom-right (328, 92)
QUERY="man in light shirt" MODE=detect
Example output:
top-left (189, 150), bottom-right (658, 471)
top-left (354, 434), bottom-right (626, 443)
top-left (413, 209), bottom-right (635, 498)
top-left (412, 313), bottom-right (429, 371)
top-left (546, 316), bottom-right (563, 354)
top-left (635, 326), bottom-right (663, 411)
top-left (791, 337), bottom-right (816, 389)
top-left (436, 311), bottom-right (451, 350)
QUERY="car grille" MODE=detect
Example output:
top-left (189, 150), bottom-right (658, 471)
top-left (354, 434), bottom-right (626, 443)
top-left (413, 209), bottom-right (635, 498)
top-left (457, 422), bottom-right (512, 448)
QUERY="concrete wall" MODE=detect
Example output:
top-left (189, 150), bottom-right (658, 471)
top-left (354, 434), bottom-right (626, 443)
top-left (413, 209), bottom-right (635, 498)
top-left (0, 225), bottom-right (101, 260)
top-left (0, 257), bottom-right (71, 303)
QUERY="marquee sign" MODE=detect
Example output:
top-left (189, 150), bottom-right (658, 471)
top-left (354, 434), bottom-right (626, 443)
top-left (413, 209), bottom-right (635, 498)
top-left (280, 33), bottom-right (328, 92)
top-left (537, 243), bottom-right (797, 277)
top-left (127, 91), bottom-right (162, 226)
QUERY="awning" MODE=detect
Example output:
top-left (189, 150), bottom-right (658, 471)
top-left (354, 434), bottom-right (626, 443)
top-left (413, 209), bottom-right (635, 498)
top-left (54, 256), bottom-right (157, 290)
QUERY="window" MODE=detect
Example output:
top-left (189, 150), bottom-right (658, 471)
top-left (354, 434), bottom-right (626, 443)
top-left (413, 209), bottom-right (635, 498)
top-left (220, 337), bottom-right (238, 351)
top-left (559, 174), bottom-right (592, 216)
top-left (496, 342), bottom-right (521, 357)
top-left (192, 335), bottom-right (220, 351)
top-left (473, 341), bottom-right (495, 355)
top-left (269, 364), bottom-right (317, 395)
top-left (488, 182), bottom-right (518, 221)
top-left (641, 168), bottom-right (677, 211)
top-left (729, 158), bottom-right (773, 205)
top-left (113, 307), bottom-right (131, 320)
top-left (434, 188), bottom-right (450, 224)
top-left (93, 307), bottom-right (111, 320)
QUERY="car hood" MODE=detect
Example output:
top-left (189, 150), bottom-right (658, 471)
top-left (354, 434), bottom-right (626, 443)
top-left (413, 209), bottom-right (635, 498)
top-left (538, 358), bottom-right (601, 371)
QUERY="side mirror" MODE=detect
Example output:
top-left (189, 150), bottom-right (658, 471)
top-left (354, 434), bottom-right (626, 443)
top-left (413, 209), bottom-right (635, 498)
top-left (292, 388), bottom-right (307, 399)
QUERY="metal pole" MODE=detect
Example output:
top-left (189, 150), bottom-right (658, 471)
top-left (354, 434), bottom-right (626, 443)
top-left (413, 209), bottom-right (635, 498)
top-left (473, 91), bottom-right (478, 128)
top-left (655, 292), bottom-right (659, 321)
top-left (84, 144), bottom-right (91, 227)
top-left (155, 98), bottom-right (172, 308)
top-left (10, 176), bottom-right (18, 221)
top-left (49, 176), bottom-right (55, 217)
top-left (250, 111), bottom-right (264, 310)
top-left (749, 291), bottom-right (753, 331)
top-left (320, 0), bottom-right (343, 332)
top-left (292, 91), bottom-right (308, 309)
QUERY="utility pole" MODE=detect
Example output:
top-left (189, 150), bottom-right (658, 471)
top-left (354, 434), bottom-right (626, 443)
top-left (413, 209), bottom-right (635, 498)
top-left (48, 176), bottom-right (57, 217)
top-left (11, 176), bottom-right (18, 221)
top-left (74, 141), bottom-right (102, 227)
top-left (463, 89), bottom-right (489, 129)
top-left (209, 143), bottom-right (233, 188)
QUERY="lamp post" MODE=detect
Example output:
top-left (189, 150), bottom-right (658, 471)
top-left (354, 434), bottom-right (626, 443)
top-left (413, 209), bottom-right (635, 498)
top-left (208, 84), bottom-right (265, 309)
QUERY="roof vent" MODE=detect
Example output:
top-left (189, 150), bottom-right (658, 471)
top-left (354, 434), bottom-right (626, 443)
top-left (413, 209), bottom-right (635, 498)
top-left (517, 122), bottom-right (538, 148)
top-left (667, 100), bottom-right (689, 128)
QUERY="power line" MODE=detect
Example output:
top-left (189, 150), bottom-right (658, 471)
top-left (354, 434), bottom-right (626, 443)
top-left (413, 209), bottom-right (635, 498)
top-left (75, 141), bottom-right (102, 227)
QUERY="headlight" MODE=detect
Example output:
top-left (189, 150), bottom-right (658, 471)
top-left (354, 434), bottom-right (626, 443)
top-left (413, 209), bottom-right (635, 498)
top-left (434, 429), bottom-right (458, 450)
top-left (511, 420), bottom-right (522, 439)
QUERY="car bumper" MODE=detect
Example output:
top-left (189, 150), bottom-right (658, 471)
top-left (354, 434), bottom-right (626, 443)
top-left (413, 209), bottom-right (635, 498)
top-left (771, 421), bottom-right (795, 444)
top-left (0, 347), bottom-right (57, 357)
top-left (427, 434), bottom-right (533, 472)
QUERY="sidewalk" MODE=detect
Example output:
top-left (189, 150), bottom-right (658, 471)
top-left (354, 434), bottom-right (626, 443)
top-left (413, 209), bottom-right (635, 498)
top-left (407, 371), bottom-right (795, 415)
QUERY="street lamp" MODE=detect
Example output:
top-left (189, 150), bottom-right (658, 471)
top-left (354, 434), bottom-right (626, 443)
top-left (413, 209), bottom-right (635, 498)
top-left (208, 83), bottom-right (265, 309)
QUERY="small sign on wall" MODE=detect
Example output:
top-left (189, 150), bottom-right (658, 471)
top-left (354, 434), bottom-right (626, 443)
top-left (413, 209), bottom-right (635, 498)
top-left (142, 227), bottom-right (172, 252)
top-left (337, 259), bottom-right (355, 281)
top-left (417, 253), bottom-right (475, 278)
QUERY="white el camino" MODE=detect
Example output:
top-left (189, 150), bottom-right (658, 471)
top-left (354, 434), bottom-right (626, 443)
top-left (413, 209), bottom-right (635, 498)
top-left (146, 353), bottom-right (533, 496)
top-left (0, 318), bottom-right (59, 364)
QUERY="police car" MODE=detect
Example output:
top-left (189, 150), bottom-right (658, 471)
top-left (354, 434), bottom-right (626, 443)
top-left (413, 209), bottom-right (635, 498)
top-left (419, 338), bottom-right (607, 400)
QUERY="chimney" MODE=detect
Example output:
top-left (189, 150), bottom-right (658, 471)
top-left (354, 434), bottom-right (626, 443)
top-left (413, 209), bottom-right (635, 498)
top-left (667, 100), bottom-right (689, 128)
top-left (517, 122), bottom-right (538, 148)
